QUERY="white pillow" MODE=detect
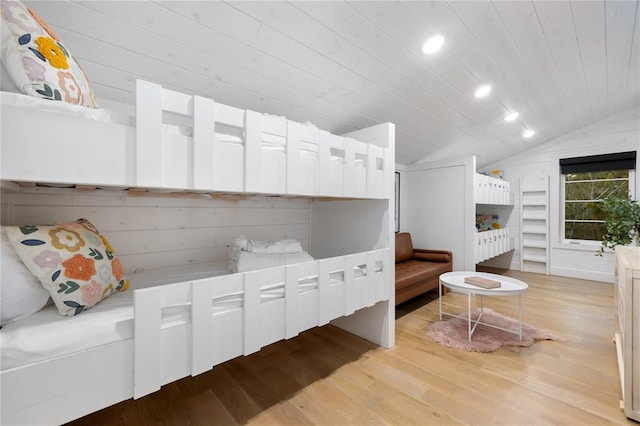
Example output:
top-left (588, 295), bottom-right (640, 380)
top-left (1, 226), bottom-right (50, 325)
top-left (1, 61), bottom-right (20, 93)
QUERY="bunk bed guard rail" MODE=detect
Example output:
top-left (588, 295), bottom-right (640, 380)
top-left (135, 80), bottom-right (389, 198)
top-left (133, 249), bottom-right (390, 399)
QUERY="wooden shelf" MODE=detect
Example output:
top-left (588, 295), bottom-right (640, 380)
top-left (522, 255), bottom-right (548, 263)
top-left (522, 240), bottom-right (547, 248)
top-left (520, 176), bottom-right (549, 275)
top-left (522, 228), bottom-right (547, 235)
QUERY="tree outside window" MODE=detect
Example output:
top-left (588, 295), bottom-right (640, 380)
top-left (563, 170), bottom-right (630, 241)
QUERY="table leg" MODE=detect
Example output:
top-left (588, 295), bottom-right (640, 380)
top-left (439, 280), bottom-right (442, 320)
top-left (518, 294), bottom-right (522, 341)
top-left (468, 292), bottom-right (472, 342)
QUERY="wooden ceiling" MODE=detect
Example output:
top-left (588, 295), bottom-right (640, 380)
top-left (25, 1), bottom-right (640, 167)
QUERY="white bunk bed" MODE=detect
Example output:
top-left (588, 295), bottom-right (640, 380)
top-left (0, 80), bottom-right (396, 425)
top-left (1, 80), bottom-right (388, 198)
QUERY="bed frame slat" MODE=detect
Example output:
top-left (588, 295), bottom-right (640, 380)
top-left (134, 288), bottom-right (162, 399)
top-left (244, 110), bottom-right (262, 194)
top-left (317, 258), bottom-right (332, 325)
top-left (210, 274), bottom-right (245, 366)
top-left (161, 88), bottom-right (193, 116)
top-left (318, 130), bottom-right (332, 196)
top-left (193, 96), bottom-right (217, 191)
top-left (343, 138), bottom-right (356, 197)
top-left (191, 277), bottom-right (214, 376)
top-left (136, 80), bottom-right (163, 188)
top-left (344, 254), bottom-right (356, 315)
top-left (243, 270), bottom-right (262, 355)
top-left (286, 121), bottom-right (301, 195)
top-left (285, 263), bottom-right (300, 339)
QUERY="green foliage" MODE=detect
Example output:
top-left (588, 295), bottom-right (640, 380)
top-left (564, 170), bottom-right (630, 241)
top-left (597, 194), bottom-right (640, 256)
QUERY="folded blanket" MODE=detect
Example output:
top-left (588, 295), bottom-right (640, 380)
top-left (245, 239), bottom-right (303, 254)
top-left (231, 251), bottom-right (314, 273)
top-left (230, 236), bottom-right (303, 254)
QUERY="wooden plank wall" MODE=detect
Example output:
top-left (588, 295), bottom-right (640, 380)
top-left (1, 187), bottom-right (310, 274)
top-left (480, 106), bottom-right (640, 282)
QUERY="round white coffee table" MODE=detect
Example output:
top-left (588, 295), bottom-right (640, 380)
top-left (439, 271), bottom-right (528, 341)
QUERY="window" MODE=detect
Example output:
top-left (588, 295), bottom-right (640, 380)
top-left (560, 151), bottom-right (636, 243)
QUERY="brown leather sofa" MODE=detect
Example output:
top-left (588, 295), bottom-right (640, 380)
top-left (395, 232), bottom-right (452, 305)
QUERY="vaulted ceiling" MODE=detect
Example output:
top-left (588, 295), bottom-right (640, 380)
top-left (25, 1), bottom-right (640, 167)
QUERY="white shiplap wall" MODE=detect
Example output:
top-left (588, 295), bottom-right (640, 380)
top-left (1, 187), bottom-right (310, 274)
top-left (481, 105), bottom-right (640, 282)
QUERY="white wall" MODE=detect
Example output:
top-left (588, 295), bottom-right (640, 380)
top-left (1, 187), bottom-right (311, 274)
top-left (482, 105), bottom-right (640, 282)
top-left (402, 156), bottom-right (476, 271)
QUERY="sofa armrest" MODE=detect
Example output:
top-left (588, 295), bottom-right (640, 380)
top-left (412, 249), bottom-right (452, 263)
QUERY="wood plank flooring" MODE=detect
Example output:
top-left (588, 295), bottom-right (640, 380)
top-left (66, 269), bottom-right (636, 425)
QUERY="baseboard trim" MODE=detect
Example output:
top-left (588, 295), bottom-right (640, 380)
top-left (549, 266), bottom-right (612, 283)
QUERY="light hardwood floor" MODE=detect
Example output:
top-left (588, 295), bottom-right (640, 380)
top-left (67, 270), bottom-right (636, 425)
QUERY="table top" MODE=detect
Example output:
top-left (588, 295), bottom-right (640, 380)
top-left (439, 271), bottom-right (528, 296)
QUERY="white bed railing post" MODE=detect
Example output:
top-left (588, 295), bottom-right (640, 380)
top-left (383, 148), bottom-right (391, 199)
top-left (366, 144), bottom-right (385, 199)
top-left (344, 254), bottom-right (356, 316)
top-left (379, 249), bottom-right (390, 302)
top-left (191, 278), bottom-right (214, 376)
top-left (135, 80), bottom-right (163, 188)
top-left (343, 137), bottom-right (356, 197)
top-left (193, 96), bottom-right (217, 191)
top-left (318, 259), bottom-right (332, 326)
top-left (209, 274), bottom-right (245, 366)
top-left (243, 270), bottom-right (261, 355)
top-left (354, 141), bottom-right (367, 196)
top-left (365, 144), bottom-right (376, 199)
top-left (284, 264), bottom-right (299, 339)
top-left (133, 288), bottom-right (162, 399)
top-left (286, 121), bottom-right (300, 196)
top-left (318, 131), bottom-right (331, 196)
top-left (366, 251), bottom-right (377, 307)
top-left (244, 111), bottom-right (262, 193)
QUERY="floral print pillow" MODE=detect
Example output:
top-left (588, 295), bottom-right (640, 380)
top-left (5, 219), bottom-right (129, 316)
top-left (0, 0), bottom-right (96, 107)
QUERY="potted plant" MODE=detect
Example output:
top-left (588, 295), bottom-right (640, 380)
top-left (597, 194), bottom-right (640, 256)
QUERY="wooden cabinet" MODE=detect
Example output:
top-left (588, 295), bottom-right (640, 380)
top-left (614, 246), bottom-right (640, 422)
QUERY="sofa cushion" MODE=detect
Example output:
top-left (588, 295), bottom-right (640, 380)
top-left (412, 252), bottom-right (451, 263)
top-left (395, 259), bottom-right (451, 290)
top-left (395, 232), bottom-right (414, 263)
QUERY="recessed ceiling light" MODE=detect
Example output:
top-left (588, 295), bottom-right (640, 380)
top-left (504, 112), bottom-right (519, 122)
top-left (422, 34), bottom-right (444, 54)
top-left (474, 84), bottom-right (491, 98)
top-left (523, 129), bottom-right (535, 138)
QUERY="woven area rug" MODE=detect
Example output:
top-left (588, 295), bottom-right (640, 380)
top-left (427, 308), bottom-right (566, 353)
